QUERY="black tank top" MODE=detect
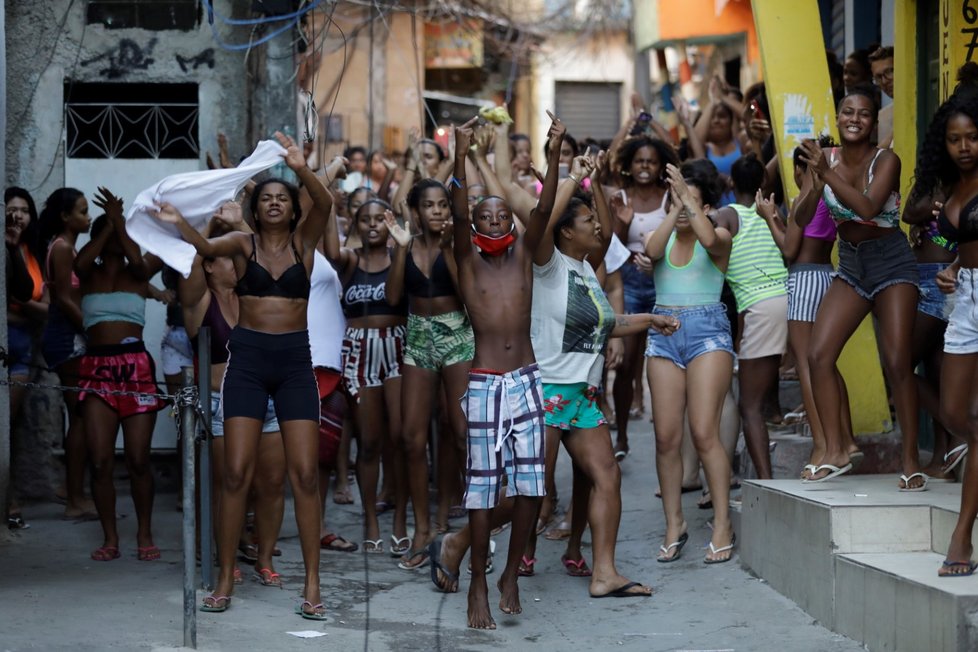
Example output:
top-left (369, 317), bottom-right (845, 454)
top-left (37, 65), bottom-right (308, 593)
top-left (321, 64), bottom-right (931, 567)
top-left (405, 249), bottom-right (456, 298)
top-left (341, 256), bottom-right (407, 319)
top-left (235, 234), bottom-right (311, 299)
top-left (191, 291), bottom-right (234, 364)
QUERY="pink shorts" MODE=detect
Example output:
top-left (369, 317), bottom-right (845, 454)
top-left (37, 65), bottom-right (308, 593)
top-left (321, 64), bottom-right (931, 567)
top-left (78, 341), bottom-right (165, 419)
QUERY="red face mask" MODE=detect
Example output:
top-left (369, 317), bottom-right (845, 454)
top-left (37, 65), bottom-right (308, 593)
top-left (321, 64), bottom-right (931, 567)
top-left (472, 225), bottom-right (516, 256)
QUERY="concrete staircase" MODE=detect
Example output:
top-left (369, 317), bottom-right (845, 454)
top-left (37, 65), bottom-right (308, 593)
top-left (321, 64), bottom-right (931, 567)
top-left (739, 475), bottom-right (978, 652)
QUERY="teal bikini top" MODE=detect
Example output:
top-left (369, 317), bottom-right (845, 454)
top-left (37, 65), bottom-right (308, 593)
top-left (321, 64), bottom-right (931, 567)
top-left (822, 147), bottom-right (901, 229)
top-left (81, 292), bottom-right (146, 330)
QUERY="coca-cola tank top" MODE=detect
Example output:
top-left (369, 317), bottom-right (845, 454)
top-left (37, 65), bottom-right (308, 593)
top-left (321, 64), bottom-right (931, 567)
top-left (340, 264), bottom-right (407, 319)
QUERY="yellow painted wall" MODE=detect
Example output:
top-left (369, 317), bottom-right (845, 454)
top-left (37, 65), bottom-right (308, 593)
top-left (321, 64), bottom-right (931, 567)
top-left (893, 1), bottom-right (918, 205)
top-left (752, 0), bottom-right (890, 434)
top-left (939, 0), bottom-right (978, 100)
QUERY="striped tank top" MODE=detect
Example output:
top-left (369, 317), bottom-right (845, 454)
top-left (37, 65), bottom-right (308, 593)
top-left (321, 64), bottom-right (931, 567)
top-left (726, 203), bottom-right (788, 311)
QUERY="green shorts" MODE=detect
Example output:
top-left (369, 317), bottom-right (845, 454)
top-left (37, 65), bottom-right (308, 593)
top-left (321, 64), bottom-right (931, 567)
top-left (403, 310), bottom-right (475, 371)
top-left (542, 382), bottom-right (606, 431)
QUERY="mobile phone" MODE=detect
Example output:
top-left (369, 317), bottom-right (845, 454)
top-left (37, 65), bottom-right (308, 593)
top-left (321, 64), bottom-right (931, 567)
top-left (558, 163), bottom-right (569, 179)
top-left (630, 111), bottom-right (653, 136)
top-left (585, 144), bottom-right (600, 157)
top-left (750, 101), bottom-right (766, 122)
top-left (618, 188), bottom-right (628, 206)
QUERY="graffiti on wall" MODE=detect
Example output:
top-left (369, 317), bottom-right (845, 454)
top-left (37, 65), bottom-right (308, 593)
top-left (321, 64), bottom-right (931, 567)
top-left (81, 38), bottom-right (158, 79)
top-left (175, 48), bottom-right (215, 73)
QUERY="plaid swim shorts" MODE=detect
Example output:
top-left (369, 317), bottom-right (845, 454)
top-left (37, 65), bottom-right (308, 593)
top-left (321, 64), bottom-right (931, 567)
top-left (462, 364), bottom-right (547, 510)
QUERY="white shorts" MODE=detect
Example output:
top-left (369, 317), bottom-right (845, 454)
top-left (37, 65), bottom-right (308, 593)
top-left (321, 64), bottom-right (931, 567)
top-left (738, 295), bottom-right (788, 360)
top-left (161, 325), bottom-right (194, 376)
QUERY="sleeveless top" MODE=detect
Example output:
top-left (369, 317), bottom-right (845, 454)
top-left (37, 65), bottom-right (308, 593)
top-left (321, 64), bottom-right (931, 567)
top-left (707, 141), bottom-right (742, 177)
top-left (802, 198), bottom-right (837, 241)
top-left (235, 234), bottom-right (311, 299)
top-left (937, 193), bottom-right (978, 245)
top-left (192, 291), bottom-right (234, 365)
top-left (81, 292), bottom-right (146, 329)
top-left (726, 203), bottom-right (788, 311)
top-left (405, 249), bottom-right (456, 298)
top-left (341, 253), bottom-right (408, 319)
top-left (626, 191), bottom-right (669, 253)
top-left (45, 236), bottom-right (80, 290)
top-left (822, 148), bottom-right (901, 229)
top-left (654, 232), bottom-right (725, 307)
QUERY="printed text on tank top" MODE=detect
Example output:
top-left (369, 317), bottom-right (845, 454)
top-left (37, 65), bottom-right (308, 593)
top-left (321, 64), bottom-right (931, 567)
top-left (340, 250), bottom-right (407, 318)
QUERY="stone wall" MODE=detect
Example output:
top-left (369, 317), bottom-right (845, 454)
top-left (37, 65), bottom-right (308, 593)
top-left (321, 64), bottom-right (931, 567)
top-left (5, 0), bottom-right (254, 499)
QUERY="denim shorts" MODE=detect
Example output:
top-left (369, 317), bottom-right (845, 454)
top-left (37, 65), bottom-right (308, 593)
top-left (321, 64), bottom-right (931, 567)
top-left (7, 323), bottom-right (33, 377)
top-left (209, 393), bottom-right (279, 437)
top-left (943, 268), bottom-right (978, 355)
top-left (646, 303), bottom-right (734, 369)
top-left (917, 262), bottom-right (951, 322)
top-left (835, 230), bottom-right (919, 300)
top-left (621, 259), bottom-right (655, 314)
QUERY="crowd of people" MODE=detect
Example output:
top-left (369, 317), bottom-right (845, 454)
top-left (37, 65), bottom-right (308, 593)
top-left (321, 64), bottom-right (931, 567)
top-left (9, 41), bottom-right (978, 626)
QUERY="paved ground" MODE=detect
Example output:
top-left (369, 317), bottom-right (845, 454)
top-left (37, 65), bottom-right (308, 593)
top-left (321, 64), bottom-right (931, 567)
top-left (0, 415), bottom-right (864, 652)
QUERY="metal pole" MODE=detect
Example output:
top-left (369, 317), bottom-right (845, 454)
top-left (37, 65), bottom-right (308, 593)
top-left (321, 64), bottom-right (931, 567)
top-left (198, 327), bottom-right (213, 590)
top-left (181, 366), bottom-right (197, 649)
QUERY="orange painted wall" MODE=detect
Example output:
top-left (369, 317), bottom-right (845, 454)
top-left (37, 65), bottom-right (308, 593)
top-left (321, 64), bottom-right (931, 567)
top-left (657, 0), bottom-right (759, 64)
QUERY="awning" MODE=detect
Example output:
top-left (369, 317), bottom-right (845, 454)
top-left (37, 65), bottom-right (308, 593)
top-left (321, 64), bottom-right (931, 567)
top-left (633, 0), bottom-right (759, 62)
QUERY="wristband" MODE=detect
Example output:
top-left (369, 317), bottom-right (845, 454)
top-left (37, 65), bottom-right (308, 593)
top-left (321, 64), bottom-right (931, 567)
top-left (568, 174), bottom-right (581, 185)
top-left (449, 176), bottom-right (466, 188)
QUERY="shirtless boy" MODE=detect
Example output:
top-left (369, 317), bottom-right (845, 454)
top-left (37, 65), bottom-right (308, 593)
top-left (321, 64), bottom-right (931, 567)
top-left (424, 114), bottom-right (564, 629)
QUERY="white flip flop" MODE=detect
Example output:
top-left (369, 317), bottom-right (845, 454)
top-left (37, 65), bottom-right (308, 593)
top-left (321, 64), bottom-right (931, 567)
top-left (899, 472), bottom-right (929, 492)
top-left (802, 462), bottom-right (853, 483)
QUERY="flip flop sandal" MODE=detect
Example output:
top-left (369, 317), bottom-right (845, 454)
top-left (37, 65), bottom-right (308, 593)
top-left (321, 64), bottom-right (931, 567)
top-left (447, 505), bottom-right (467, 520)
top-left (561, 554), bottom-right (592, 576)
top-left (590, 581), bottom-right (652, 598)
top-left (254, 567), bottom-right (283, 587)
top-left (704, 533), bottom-right (737, 564)
top-left (465, 540), bottom-right (495, 575)
top-left (427, 539), bottom-right (459, 593)
top-left (320, 533), bottom-right (358, 552)
top-left (801, 462), bottom-right (853, 483)
top-left (939, 559), bottom-right (978, 577)
top-left (137, 546), bottom-right (161, 561)
top-left (91, 546), bottom-right (120, 562)
top-left (800, 464), bottom-right (819, 481)
top-left (362, 539), bottom-right (384, 554)
top-left (398, 548), bottom-right (431, 571)
top-left (390, 535), bottom-right (411, 557)
top-left (200, 595), bottom-right (231, 613)
top-left (333, 488), bottom-right (355, 505)
top-left (375, 500), bottom-right (394, 514)
top-left (490, 522), bottom-right (510, 537)
top-left (657, 532), bottom-right (689, 563)
top-left (7, 514), bottom-right (29, 530)
top-left (545, 521), bottom-right (572, 541)
top-left (233, 567), bottom-right (243, 585)
top-left (517, 555), bottom-right (536, 577)
top-left (899, 472), bottom-right (929, 492)
top-left (942, 444), bottom-right (969, 475)
top-left (296, 600), bottom-right (327, 621)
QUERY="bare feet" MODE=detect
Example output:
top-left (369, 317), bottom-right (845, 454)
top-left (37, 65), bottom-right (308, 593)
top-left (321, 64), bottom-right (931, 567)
top-left (64, 498), bottom-right (98, 521)
top-left (467, 576), bottom-right (496, 629)
top-left (497, 576), bottom-right (522, 615)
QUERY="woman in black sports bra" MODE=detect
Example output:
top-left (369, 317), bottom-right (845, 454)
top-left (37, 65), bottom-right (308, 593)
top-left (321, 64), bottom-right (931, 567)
top-left (385, 178), bottom-right (475, 569)
top-left (153, 132), bottom-right (333, 619)
top-left (917, 65), bottom-right (978, 577)
top-left (324, 197), bottom-right (409, 555)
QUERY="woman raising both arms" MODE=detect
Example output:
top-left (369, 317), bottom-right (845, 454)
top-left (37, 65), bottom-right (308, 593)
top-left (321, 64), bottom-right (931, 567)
top-left (153, 132), bottom-right (333, 619)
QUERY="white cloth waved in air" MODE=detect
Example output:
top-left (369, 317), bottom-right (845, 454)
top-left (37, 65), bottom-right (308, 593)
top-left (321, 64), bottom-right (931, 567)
top-left (125, 139), bottom-right (287, 277)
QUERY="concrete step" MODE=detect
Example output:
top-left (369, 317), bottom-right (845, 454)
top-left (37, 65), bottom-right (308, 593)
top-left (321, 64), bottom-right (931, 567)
top-left (739, 475), bottom-right (978, 652)
top-left (835, 551), bottom-right (978, 652)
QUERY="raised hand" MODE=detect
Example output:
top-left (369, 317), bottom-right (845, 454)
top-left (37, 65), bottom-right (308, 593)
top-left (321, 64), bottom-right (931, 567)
top-left (214, 201), bottom-right (244, 228)
top-left (569, 155), bottom-right (591, 182)
top-left (471, 124), bottom-right (494, 158)
top-left (610, 190), bottom-right (634, 225)
top-left (755, 189), bottom-right (778, 221)
top-left (665, 163), bottom-right (695, 209)
top-left (798, 139), bottom-right (828, 175)
top-left (385, 210), bottom-right (412, 247)
top-left (454, 117), bottom-right (479, 157)
top-left (545, 110), bottom-right (566, 158)
top-left (274, 131), bottom-right (306, 171)
top-left (94, 186), bottom-right (124, 220)
top-left (589, 150), bottom-right (607, 180)
top-left (675, 95), bottom-right (694, 125)
top-left (150, 202), bottom-right (184, 225)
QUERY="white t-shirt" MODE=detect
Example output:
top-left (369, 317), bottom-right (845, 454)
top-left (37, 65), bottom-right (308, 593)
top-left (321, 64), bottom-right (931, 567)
top-left (308, 250), bottom-right (346, 369)
top-left (531, 250), bottom-right (615, 387)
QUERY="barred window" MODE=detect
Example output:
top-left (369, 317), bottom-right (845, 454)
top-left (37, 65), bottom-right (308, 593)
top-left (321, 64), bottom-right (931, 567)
top-left (65, 82), bottom-right (199, 159)
top-left (86, 0), bottom-right (200, 31)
